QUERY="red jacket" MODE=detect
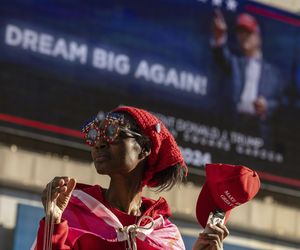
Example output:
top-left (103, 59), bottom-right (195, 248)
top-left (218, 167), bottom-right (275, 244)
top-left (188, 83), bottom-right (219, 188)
top-left (32, 184), bottom-right (185, 250)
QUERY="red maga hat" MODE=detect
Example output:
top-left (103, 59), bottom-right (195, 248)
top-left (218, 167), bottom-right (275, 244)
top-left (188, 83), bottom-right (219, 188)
top-left (236, 13), bottom-right (259, 33)
top-left (196, 163), bottom-right (260, 228)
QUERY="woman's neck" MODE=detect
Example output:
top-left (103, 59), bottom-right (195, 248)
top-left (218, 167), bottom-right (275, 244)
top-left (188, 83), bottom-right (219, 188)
top-left (105, 176), bottom-right (143, 216)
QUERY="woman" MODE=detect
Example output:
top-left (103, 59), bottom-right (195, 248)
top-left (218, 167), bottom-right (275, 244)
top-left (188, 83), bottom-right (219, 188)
top-left (34, 105), bottom-right (228, 249)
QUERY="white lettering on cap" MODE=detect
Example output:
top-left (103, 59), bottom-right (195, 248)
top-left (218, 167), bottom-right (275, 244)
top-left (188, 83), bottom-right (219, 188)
top-left (220, 190), bottom-right (242, 207)
top-left (220, 195), bottom-right (235, 207)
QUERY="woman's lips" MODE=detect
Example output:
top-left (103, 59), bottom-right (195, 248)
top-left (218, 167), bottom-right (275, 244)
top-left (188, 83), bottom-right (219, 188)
top-left (94, 154), bottom-right (109, 162)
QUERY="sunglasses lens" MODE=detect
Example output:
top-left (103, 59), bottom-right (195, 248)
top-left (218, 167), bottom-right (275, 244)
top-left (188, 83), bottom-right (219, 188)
top-left (87, 128), bottom-right (98, 141)
top-left (105, 124), bottom-right (118, 141)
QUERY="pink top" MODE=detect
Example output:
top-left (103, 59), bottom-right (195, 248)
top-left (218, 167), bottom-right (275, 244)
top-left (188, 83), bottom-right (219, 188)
top-left (32, 183), bottom-right (185, 250)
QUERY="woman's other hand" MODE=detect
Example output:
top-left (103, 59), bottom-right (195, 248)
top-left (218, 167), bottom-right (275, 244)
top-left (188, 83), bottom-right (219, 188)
top-left (192, 223), bottom-right (229, 250)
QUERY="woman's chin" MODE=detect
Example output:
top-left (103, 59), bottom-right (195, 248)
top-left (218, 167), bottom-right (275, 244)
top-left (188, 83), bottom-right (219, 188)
top-left (94, 162), bottom-right (110, 175)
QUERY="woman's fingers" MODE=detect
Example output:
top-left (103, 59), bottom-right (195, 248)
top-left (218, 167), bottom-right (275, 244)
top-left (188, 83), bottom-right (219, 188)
top-left (64, 178), bottom-right (76, 196)
top-left (192, 234), bottom-right (210, 250)
top-left (218, 223), bottom-right (230, 239)
top-left (196, 233), bottom-right (221, 250)
top-left (205, 233), bottom-right (222, 249)
top-left (202, 223), bottom-right (229, 250)
top-left (45, 177), bottom-right (69, 193)
top-left (193, 224), bottom-right (229, 250)
top-left (206, 223), bottom-right (227, 241)
top-left (41, 177), bottom-right (72, 206)
top-left (56, 178), bottom-right (76, 199)
top-left (55, 178), bottom-right (76, 209)
top-left (52, 176), bottom-right (70, 188)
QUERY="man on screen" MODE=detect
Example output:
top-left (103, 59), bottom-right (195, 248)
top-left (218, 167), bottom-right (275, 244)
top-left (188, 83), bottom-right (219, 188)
top-left (211, 10), bottom-right (284, 147)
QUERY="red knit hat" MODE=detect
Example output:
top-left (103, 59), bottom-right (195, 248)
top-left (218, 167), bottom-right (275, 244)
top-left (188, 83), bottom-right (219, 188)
top-left (112, 105), bottom-right (187, 187)
top-left (196, 163), bottom-right (260, 228)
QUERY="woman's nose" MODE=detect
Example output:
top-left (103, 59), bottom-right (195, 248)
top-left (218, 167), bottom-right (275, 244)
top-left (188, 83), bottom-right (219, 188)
top-left (94, 137), bottom-right (108, 149)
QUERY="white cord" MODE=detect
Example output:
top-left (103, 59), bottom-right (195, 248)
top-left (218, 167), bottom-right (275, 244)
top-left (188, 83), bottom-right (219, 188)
top-left (43, 180), bottom-right (56, 250)
top-left (122, 215), bottom-right (155, 250)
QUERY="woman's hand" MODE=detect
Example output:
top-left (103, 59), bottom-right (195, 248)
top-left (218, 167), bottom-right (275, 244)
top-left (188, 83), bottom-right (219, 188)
top-left (41, 177), bottom-right (76, 224)
top-left (192, 223), bottom-right (229, 250)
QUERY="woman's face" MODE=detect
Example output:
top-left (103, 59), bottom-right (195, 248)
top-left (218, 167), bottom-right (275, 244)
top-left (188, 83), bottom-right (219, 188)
top-left (90, 117), bottom-right (146, 176)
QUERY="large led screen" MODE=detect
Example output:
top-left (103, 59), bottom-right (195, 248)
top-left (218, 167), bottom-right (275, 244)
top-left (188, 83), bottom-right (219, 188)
top-left (1, 0), bottom-right (300, 188)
